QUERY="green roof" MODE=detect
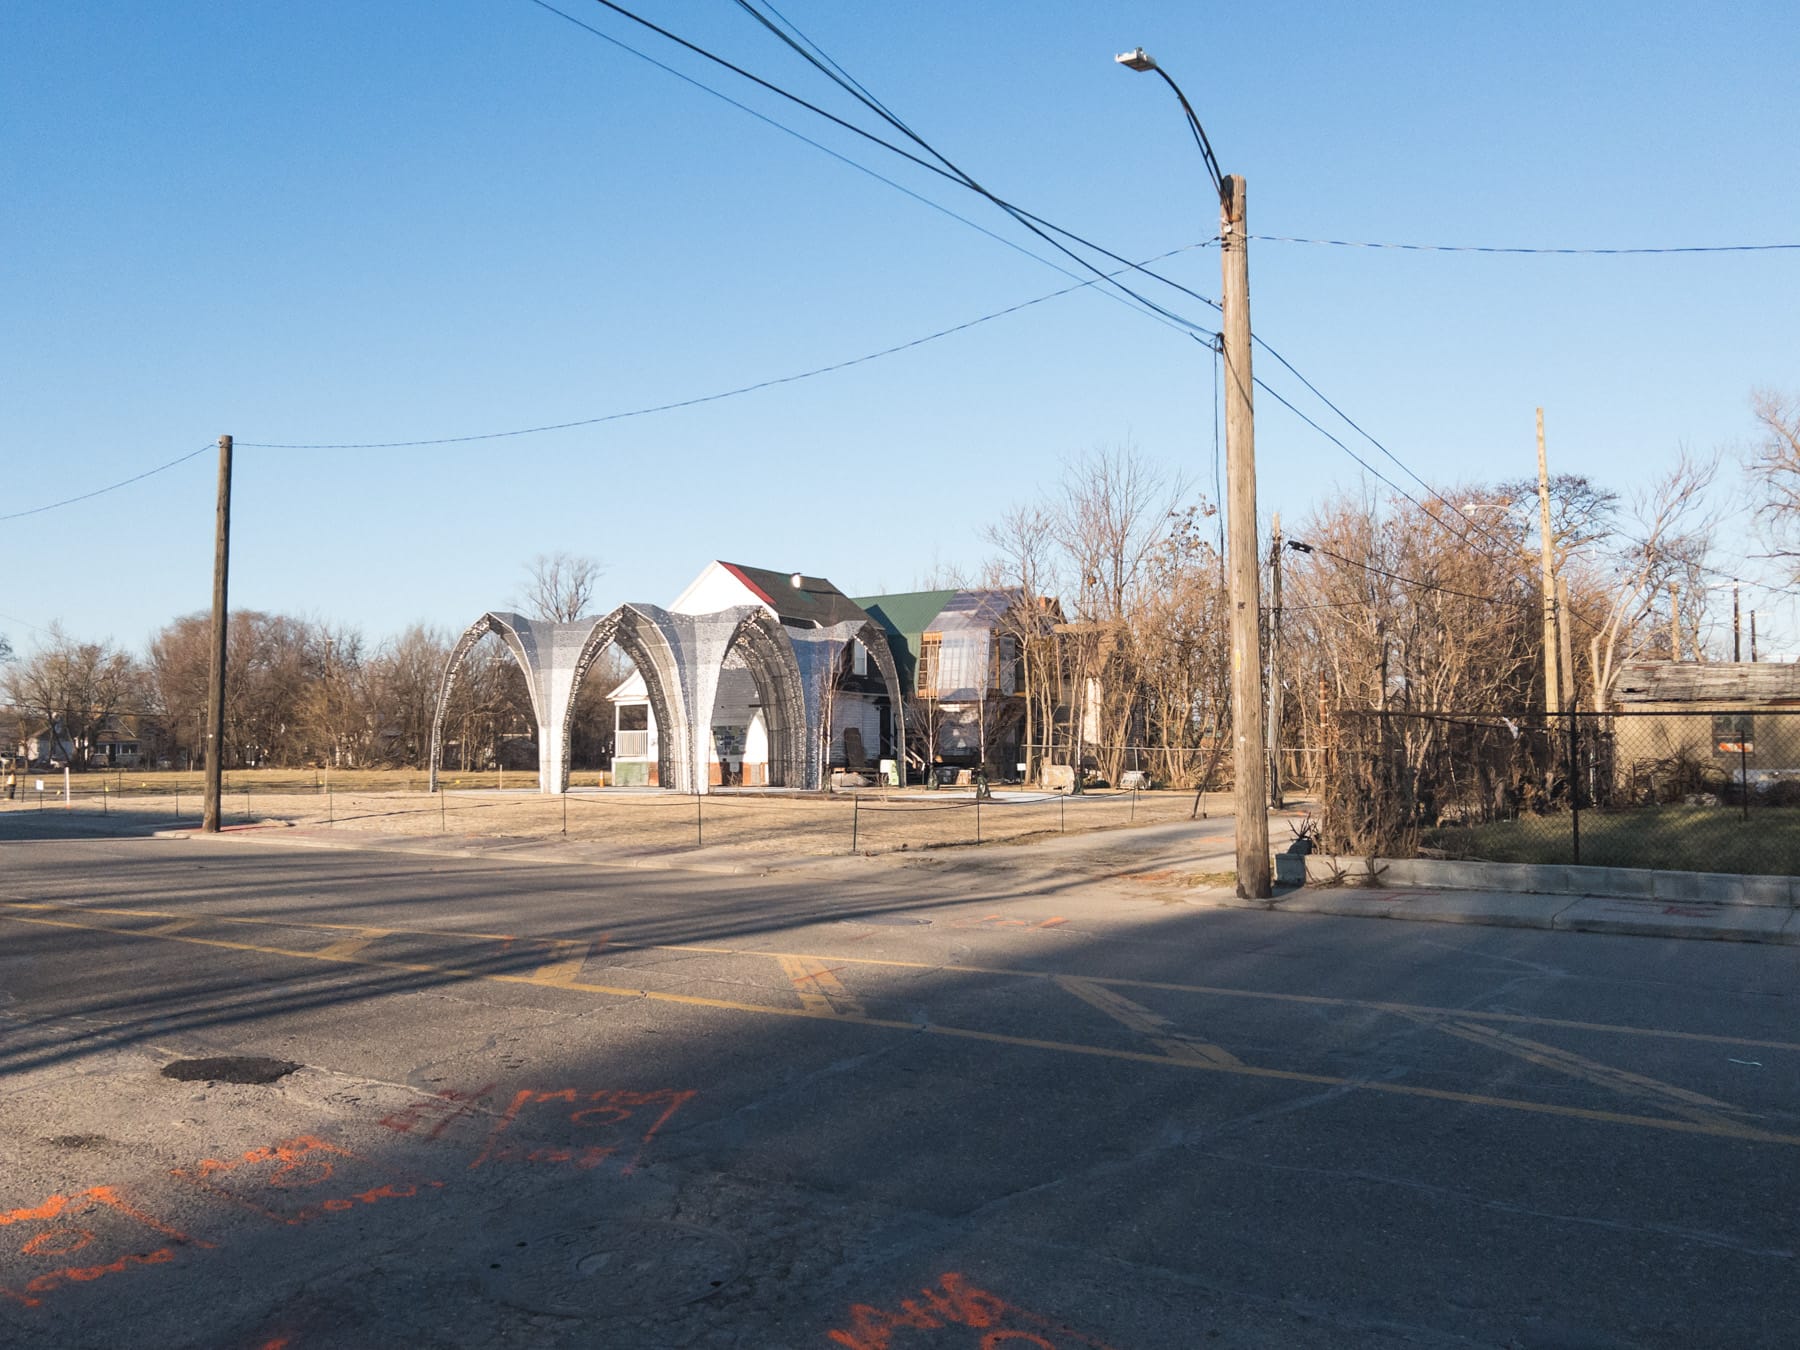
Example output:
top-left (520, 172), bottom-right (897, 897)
top-left (850, 589), bottom-right (958, 692)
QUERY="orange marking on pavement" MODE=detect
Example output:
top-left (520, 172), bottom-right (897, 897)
top-left (827, 1272), bottom-right (1118, 1350)
top-left (171, 1135), bottom-right (443, 1225)
top-left (470, 1088), bottom-right (696, 1175)
top-left (0, 1186), bottom-right (199, 1309)
top-left (1035, 917), bottom-right (1068, 928)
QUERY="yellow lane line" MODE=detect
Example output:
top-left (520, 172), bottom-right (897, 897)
top-left (1054, 975), bottom-right (1242, 1067)
top-left (146, 918), bottom-right (198, 936)
top-left (6, 908), bottom-right (1799, 1150)
top-left (532, 939), bottom-right (591, 985)
top-left (777, 955), bottom-right (867, 1018)
top-left (655, 943), bottom-right (1800, 1054)
top-left (10, 901), bottom-right (1798, 1054)
top-left (1, 900), bottom-right (522, 944)
top-left (315, 930), bottom-right (390, 961)
top-left (1395, 1011), bottom-right (1754, 1129)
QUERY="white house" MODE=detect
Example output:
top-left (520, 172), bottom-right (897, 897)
top-left (607, 561), bottom-right (894, 787)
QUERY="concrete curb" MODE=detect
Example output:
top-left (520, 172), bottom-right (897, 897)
top-left (1255, 886), bottom-right (1800, 946)
top-left (1301, 854), bottom-right (1800, 908)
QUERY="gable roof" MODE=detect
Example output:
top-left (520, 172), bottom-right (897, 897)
top-left (716, 562), bottom-right (870, 628)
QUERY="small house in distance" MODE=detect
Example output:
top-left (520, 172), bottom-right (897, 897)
top-left (609, 561), bottom-right (899, 787)
top-left (1610, 659), bottom-right (1800, 791)
top-left (855, 587), bottom-right (1042, 776)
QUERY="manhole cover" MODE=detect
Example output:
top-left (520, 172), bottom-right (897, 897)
top-left (161, 1056), bottom-right (300, 1084)
top-left (480, 1219), bottom-right (743, 1317)
top-left (837, 916), bottom-right (931, 927)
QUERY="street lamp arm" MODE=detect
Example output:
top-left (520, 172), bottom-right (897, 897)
top-left (1149, 66), bottom-right (1226, 204)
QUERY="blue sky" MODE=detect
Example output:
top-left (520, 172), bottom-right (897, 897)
top-left (4, 1), bottom-right (1797, 657)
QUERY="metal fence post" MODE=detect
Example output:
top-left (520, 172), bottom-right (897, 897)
top-left (1060, 793), bottom-right (1066, 833)
top-left (696, 791), bottom-right (703, 847)
top-left (439, 789), bottom-right (445, 832)
top-left (851, 795), bottom-right (859, 853)
top-left (1567, 713), bottom-right (1581, 866)
top-left (1740, 739), bottom-right (1750, 823)
top-left (975, 796), bottom-right (982, 845)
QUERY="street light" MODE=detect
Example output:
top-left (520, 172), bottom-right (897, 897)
top-left (1116, 46), bottom-right (1270, 898)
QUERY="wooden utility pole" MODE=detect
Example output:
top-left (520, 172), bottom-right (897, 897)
top-left (1266, 512), bottom-right (1284, 809)
top-left (1534, 409), bottom-right (1562, 715)
top-left (1221, 174), bottom-right (1271, 897)
top-left (1556, 576), bottom-right (1577, 712)
top-left (1669, 584), bottom-right (1681, 661)
top-left (1731, 583), bottom-right (1742, 662)
top-left (1751, 611), bottom-right (1759, 663)
top-left (202, 435), bottom-right (233, 833)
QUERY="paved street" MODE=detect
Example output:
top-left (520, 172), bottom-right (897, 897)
top-left (2, 835), bottom-right (1796, 1348)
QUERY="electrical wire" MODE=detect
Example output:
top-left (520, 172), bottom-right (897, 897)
top-left (1252, 235), bottom-right (1800, 255)
top-left (0, 444), bottom-right (214, 523)
top-left (242, 245), bottom-right (1215, 450)
top-left (521, 0), bottom-right (1199, 332)
top-left (538, 0), bottom-right (1222, 334)
top-left (1291, 540), bottom-right (1530, 608)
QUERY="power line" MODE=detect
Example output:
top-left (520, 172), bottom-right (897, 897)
top-left (0, 444), bottom-right (213, 523)
top-left (1252, 235), bottom-right (1800, 255)
top-left (1291, 540), bottom-right (1529, 608)
top-left (521, 0), bottom-right (1184, 330)
top-left (243, 246), bottom-right (1215, 450)
top-left (539, 0), bottom-right (1222, 334)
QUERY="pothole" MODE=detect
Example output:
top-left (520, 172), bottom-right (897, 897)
top-left (479, 1218), bottom-right (744, 1317)
top-left (161, 1056), bottom-right (301, 1084)
top-left (48, 1133), bottom-right (110, 1149)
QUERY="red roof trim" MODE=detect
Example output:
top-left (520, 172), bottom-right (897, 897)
top-left (720, 561), bottom-right (776, 608)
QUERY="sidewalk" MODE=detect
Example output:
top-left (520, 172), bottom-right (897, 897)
top-left (154, 811), bottom-right (1800, 947)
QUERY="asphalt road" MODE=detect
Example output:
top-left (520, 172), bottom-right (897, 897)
top-left (1, 836), bottom-right (1795, 1349)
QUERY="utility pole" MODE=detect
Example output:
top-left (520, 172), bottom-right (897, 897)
top-left (1669, 584), bottom-right (1681, 661)
top-left (1534, 409), bottom-right (1562, 715)
top-left (202, 434), bottom-right (233, 833)
top-left (1731, 583), bottom-right (1742, 662)
top-left (1266, 513), bottom-right (1284, 809)
top-left (1556, 576), bottom-right (1577, 712)
top-left (1114, 48), bottom-right (1266, 896)
top-left (1751, 611), bottom-right (1759, 663)
top-left (1222, 174), bottom-right (1271, 897)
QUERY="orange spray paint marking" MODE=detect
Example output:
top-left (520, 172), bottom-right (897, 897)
top-left (0, 1186), bottom-right (198, 1310)
top-left (170, 1135), bottom-right (442, 1226)
top-left (470, 1088), bottom-right (695, 1175)
top-left (378, 1084), bottom-right (497, 1142)
top-left (825, 1273), bottom-right (1119, 1350)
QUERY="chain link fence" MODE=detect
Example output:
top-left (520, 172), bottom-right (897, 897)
top-left (0, 768), bottom-right (1205, 858)
top-left (1320, 708), bottom-right (1800, 875)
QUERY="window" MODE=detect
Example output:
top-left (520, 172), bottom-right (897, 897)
top-left (916, 634), bottom-right (942, 698)
top-left (852, 641), bottom-right (867, 678)
top-left (990, 636), bottom-right (1018, 694)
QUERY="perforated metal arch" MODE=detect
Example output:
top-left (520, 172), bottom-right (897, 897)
top-left (554, 605), bottom-right (688, 795)
top-left (715, 608), bottom-right (808, 788)
top-left (428, 611), bottom-right (543, 793)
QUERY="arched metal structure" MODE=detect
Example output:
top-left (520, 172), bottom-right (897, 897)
top-left (428, 607), bottom-right (688, 795)
top-left (429, 604), bottom-right (906, 794)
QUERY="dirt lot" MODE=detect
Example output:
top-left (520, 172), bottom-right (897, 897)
top-left (2, 775), bottom-right (1228, 858)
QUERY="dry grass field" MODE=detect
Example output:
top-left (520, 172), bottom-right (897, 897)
top-left (2, 767), bottom-right (1221, 858)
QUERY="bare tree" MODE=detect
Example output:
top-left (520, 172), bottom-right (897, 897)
top-left (1582, 452), bottom-right (1718, 709)
top-left (519, 552), bottom-right (605, 623)
top-left (3, 625), bottom-right (143, 766)
top-left (1749, 389), bottom-right (1800, 582)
